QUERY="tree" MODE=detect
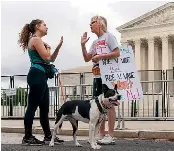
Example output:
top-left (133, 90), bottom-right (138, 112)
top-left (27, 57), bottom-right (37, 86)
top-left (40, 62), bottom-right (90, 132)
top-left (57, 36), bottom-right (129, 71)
top-left (15, 88), bottom-right (28, 106)
top-left (1, 88), bottom-right (28, 106)
top-left (1, 89), bottom-right (6, 105)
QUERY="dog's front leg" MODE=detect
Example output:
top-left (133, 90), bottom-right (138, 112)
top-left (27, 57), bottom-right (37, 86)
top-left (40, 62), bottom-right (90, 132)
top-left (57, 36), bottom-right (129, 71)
top-left (49, 124), bottom-right (57, 147)
top-left (89, 122), bottom-right (92, 145)
top-left (94, 122), bottom-right (101, 145)
top-left (94, 122), bottom-right (101, 149)
top-left (89, 122), bottom-right (101, 149)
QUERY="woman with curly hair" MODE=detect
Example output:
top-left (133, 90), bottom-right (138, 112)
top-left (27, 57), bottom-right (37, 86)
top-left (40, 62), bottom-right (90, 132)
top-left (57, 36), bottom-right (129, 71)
top-left (18, 19), bottom-right (64, 145)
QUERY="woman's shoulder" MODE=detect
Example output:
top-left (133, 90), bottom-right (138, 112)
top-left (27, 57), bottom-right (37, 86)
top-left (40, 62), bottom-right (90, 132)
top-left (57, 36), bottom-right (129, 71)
top-left (30, 36), bottom-right (41, 42)
top-left (105, 32), bottom-right (115, 37)
top-left (28, 36), bottom-right (41, 50)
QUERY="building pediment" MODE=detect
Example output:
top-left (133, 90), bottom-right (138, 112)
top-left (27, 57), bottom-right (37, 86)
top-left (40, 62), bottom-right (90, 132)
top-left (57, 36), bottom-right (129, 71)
top-left (117, 2), bottom-right (174, 32)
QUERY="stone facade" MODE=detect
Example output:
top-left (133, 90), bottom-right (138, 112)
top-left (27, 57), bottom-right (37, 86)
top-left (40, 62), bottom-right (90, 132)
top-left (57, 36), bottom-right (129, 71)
top-left (117, 2), bottom-right (174, 74)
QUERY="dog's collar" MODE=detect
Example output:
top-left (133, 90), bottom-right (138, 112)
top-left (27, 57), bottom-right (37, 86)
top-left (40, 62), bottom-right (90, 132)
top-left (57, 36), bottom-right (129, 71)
top-left (101, 100), bottom-right (112, 110)
top-left (99, 95), bottom-right (113, 110)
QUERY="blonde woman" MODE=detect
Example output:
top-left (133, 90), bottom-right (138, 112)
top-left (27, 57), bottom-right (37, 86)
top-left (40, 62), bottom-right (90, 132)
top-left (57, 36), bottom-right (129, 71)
top-left (81, 16), bottom-right (120, 145)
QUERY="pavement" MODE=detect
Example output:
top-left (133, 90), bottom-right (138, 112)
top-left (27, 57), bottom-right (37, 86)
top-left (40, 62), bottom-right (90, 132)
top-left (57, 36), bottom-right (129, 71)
top-left (1, 119), bottom-right (174, 140)
top-left (1, 133), bottom-right (174, 151)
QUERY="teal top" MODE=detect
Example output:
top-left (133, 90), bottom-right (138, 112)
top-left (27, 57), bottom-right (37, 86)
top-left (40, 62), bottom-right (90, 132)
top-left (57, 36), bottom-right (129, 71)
top-left (28, 49), bottom-right (50, 72)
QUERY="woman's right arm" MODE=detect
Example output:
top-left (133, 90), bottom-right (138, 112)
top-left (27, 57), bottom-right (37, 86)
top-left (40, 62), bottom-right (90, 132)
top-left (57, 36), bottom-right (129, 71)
top-left (32, 37), bottom-right (51, 61)
top-left (81, 44), bottom-right (92, 62)
top-left (81, 32), bottom-right (92, 62)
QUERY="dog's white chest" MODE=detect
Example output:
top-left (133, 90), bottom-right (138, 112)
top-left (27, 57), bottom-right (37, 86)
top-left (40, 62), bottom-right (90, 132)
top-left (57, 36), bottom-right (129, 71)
top-left (72, 106), bottom-right (89, 123)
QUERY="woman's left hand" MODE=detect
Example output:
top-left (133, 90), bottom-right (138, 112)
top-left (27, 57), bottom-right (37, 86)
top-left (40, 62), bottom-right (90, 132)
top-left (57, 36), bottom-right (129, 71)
top-left (59, 36), bottom-right (63, 46)
top-left (92, 54), bottom-right (103, 63)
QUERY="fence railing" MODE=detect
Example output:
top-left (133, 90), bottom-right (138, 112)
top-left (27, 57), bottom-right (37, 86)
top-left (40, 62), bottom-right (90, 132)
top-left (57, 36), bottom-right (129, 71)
top-left (1, 70), bottom-right (174, 120)
top-left (2, 70), bottom-right (173, 89)
top-left (1, 80), bottom-right (174, 120)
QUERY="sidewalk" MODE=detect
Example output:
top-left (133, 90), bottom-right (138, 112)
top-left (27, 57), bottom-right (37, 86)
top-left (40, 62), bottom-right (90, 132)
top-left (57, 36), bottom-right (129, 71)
top-left (1, 120), bottom-right (174, 140)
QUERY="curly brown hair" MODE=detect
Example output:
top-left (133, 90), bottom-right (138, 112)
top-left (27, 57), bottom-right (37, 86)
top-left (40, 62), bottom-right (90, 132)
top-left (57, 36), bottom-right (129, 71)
top-left (18, 19), bottom-right (43, 51)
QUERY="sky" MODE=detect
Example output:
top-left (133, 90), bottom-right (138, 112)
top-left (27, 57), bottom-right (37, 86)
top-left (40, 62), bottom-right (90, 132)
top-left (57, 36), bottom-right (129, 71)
top-left (1, 0), bottom-right (169, 88)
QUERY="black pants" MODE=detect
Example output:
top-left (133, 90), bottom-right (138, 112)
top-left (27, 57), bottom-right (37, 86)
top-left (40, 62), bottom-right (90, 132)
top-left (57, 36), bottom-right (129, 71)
top-left (24, 67), bottom-right (51, 139)
top-left (93, 78), bottom-right (103, 97)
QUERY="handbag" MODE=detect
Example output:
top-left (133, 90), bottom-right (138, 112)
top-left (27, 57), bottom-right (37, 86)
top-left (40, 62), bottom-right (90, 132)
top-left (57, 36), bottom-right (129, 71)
top-left (33, 62), bottom-right (58, 79)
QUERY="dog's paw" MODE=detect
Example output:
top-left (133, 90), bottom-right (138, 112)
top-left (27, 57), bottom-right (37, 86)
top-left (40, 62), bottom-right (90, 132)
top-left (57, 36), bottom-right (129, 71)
top-left (91, 144), bottom-right (101, 149)
top-left (75, 142), bottom-right (82, 147)
top-left (87, 140), bottom-right (90, 144)
top-left (49, 141), bottom-right (54, 147)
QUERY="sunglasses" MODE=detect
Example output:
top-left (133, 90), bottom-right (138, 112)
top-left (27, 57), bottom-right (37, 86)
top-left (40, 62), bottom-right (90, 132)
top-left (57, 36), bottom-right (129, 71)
top-left (90, 21), bottom-right (97, 25)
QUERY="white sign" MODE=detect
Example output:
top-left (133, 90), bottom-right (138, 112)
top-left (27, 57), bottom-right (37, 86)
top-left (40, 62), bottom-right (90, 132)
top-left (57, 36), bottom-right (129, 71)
top-left (99, 45), bottom-right (143, 101)
top-left (4, 89), bottom-right (16, 96)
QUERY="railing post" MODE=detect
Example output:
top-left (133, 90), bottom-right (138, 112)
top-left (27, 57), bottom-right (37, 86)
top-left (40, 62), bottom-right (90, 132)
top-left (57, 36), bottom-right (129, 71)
top-left (9, 76), bottom-right (14, 116)
top-left (155, 100), bottom-right (159, 117)
top-left (54, 74), bottom-right (58, 116)
top-left (131, 100), bottom-right (134, 117)
top-left (134, 100), bottom-right (137, 117)
top-left (80, 73), bottom-right (84, 100)
top-left (121, 101), bottom-right (125, 129)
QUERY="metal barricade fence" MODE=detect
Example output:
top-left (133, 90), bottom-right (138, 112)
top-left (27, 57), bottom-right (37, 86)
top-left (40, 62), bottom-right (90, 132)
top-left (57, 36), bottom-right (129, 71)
top-left (1, 86), bottom-right (63, 118)
top-left (0, 70), bottom-right (165, 89)
top-left (119, 80), bottom-right (174, 118)
top-left (1, 80), bottom-right (174, 121)
top-left (166, 69), bottom-right (174, 80)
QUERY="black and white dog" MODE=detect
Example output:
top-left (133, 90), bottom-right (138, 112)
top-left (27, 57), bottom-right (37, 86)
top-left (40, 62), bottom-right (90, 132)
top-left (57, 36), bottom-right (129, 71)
top-left (49, 84), bottom-right (121, 149)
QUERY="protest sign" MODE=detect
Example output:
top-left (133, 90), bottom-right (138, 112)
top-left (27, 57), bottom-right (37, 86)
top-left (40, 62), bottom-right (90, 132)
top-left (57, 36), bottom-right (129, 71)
top-left (99, 45), bottom-right (143, 101)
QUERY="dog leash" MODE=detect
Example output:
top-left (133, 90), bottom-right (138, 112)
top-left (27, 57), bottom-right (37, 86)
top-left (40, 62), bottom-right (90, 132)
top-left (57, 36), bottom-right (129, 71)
top-left (94, 97), bottom-right (107, 114)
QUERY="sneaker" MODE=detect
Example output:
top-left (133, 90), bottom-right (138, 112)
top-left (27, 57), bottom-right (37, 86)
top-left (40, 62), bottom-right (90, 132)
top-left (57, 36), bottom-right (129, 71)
top-left (87, 135), bottom-right (104, 144)
top-left (44, 136), bottom-right (64, 145)
top-left (22, 136), bottom-right (44, 146)
top-left (97, 135), bottom-right (115, 145)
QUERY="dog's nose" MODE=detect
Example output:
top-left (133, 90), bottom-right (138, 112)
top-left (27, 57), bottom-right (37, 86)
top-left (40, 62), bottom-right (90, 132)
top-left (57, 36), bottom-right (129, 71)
top-left (117, 95), bottom-right (122, 100)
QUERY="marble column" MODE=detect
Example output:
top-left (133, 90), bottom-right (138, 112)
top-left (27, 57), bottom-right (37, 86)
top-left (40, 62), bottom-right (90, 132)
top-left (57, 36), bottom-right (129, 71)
top-left (134, 39), bottom-right (141, 71)
top-left (154, 41), bottom-right (161, 92)
top-left (148, 37), bottom-right (155, 81)
top-left (147, 37), bottom-right (155, 92)
top-left (168, 39), bottom-right (173, 70)
top-left (162, 35), bottom-right (169, 70)
top-left (154, 42), bottom-right (159, 70)
top-left (168, 39), bottom-right (173, 92)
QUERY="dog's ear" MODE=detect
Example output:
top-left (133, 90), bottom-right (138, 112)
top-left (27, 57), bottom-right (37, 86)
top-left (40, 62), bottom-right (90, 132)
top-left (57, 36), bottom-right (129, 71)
top-left (114, 84), bottom-right (117, 90)
top-left (102, 84), bottom-right (109, 93)
top-left (114, 84), bottom-right (119, 94)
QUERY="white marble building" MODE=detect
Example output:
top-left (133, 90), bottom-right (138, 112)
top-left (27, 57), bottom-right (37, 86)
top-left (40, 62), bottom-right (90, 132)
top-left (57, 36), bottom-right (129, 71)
top-left (116, 2), bottom-right (174, 82)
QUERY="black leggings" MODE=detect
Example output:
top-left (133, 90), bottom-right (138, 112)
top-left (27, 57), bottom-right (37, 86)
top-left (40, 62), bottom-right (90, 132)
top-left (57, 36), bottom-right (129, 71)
top-left (24, 67), bottom-right (51, 139)
top-left (93, 78), bottom-right (103, 97)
